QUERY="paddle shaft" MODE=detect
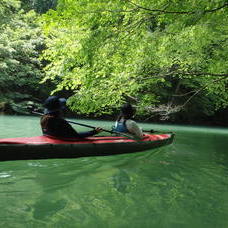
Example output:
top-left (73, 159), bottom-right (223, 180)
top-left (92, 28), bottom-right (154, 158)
top-left (143, 129), bottom-right (173, 134)
top-left (31, 111), bottom-right (131, 137)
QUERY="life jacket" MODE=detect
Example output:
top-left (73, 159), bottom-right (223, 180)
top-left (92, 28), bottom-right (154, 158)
top-left (114, 120), bottom-right (129, 133)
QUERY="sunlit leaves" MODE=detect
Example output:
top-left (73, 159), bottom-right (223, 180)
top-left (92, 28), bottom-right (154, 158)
top-left (41, 0), bottom-right (228, 116)
top-left (0, 0), bottom-right (21, 27)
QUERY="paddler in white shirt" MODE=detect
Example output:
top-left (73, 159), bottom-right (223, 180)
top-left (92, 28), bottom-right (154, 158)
top-left (114, 103), bottom-right (144, 139)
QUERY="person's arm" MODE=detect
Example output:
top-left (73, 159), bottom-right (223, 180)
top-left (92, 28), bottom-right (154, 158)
top-left (125, 120), bottom-right (144, 139)
top-left (58, 119), bottom-right (101, 138)
top-left (77, 129), bottom-right (98, 138)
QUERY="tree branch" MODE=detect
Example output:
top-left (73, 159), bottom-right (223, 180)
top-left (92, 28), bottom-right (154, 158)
top-left (139, 71), bottom-right (228, 80)
top-left (180, 77), bottom-right (227, 108)
top-left (140, 76), bottom-right (228, 120)
top-left (177, 72), bottom-right (228, 77)
top-left (126, 1), bottom-right (228, 15)
top-left (73, 8), bottom-right (139, 14)
top-left (143, 103), bottom-right (182, 121)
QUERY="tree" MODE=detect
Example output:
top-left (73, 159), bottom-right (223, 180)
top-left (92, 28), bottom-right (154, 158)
top-left (0, 0), bottom-right (21, 27)
top-left (0, 2), bottom-right (49, 113)
top-left (21, 0), bottom-right (58, 14)
top-left (41, 0), bottom-right (228, 119)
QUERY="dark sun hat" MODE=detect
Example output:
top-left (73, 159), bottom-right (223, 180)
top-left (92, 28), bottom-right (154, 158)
top-left (43, 96), bottom-right (67, 114)
top-left (121, 103), bottom-right (135, 116)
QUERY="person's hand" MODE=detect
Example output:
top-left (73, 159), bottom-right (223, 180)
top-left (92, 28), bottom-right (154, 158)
top-left (94, 127), bottom-right (103, 133)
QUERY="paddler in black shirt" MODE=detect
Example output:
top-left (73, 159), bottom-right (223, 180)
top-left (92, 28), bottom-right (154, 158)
top-left (40, 96), bottom-right (102, 138)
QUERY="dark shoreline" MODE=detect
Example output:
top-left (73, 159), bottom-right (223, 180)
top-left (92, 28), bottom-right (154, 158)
top-left (1, 111), bottom-right (228, 129)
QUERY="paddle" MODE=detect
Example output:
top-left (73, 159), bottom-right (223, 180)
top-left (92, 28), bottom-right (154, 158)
top-left (143, 129), bottom-right (174, 134)
top-left (30, 110), bottom-right (135, 139)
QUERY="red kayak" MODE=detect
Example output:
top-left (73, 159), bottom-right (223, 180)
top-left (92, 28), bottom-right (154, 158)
top-left (0, 133), bottom-right (174, 161)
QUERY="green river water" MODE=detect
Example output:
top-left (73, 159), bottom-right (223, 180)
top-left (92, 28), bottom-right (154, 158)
top-left (0, 115), bottom-right (228, 228)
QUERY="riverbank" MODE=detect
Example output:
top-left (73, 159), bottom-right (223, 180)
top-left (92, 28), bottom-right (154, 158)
top-left (1, 108), bottom-right (228, 129)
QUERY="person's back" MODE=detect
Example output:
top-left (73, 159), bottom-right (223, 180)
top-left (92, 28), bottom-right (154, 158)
top-left (114, 104), bottom-right (143, 139)
top-left (41, 113), bottom-right (90, 138)
top-left (41, 96), bottom-right (101, 138)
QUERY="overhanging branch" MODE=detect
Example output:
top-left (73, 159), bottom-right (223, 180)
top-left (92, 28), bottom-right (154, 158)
top-left (126, 1), bottom-right (228, 15)
top-left (140, 71), bottom-right (228, 80)
top-left (139, 76), bottom-right (228, 120)
top-left (180, 77), bottom-right (227, 108)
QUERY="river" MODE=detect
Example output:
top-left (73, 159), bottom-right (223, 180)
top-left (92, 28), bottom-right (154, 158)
top-left (0, 115), bottom-right (228, 228)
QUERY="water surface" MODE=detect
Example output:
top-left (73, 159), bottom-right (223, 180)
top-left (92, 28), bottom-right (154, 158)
top-left (0, 115), bottom-right (228, 228)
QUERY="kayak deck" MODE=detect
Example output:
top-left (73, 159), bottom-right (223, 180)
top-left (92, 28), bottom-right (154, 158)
top-left (0, 134), bottom-right (170, 144)
top-left (0, 134), bottom-right (174, 161)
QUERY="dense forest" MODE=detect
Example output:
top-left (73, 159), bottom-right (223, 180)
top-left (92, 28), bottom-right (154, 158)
top-left (0, 0), bottom-right (228, 126)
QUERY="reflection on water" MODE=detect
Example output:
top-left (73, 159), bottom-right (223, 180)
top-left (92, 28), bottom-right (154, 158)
top-left (0, 115), bottom-right (228, 227)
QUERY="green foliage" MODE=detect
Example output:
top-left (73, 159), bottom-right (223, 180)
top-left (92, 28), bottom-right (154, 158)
top-left (21, 0), bottom-right (58, 14)
top-left (40, 0), bottom-right (228, 117)
top-left (0, 0), bottom-right (21, 27)
top-left (0, 2), bottom-right (50, 113)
